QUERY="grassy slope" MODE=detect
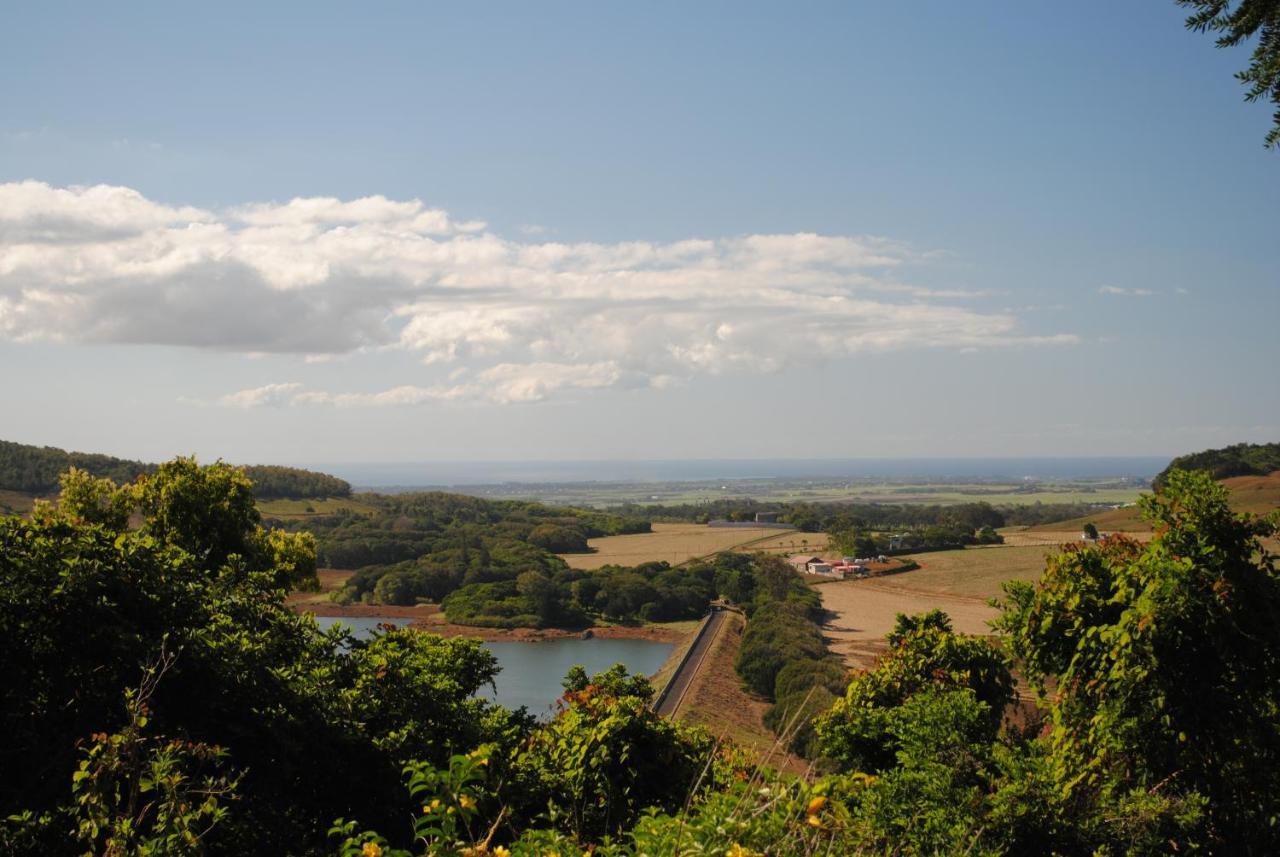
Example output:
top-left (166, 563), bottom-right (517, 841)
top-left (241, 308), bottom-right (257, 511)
top-left (1031, 470), bottom-right (1280, 534)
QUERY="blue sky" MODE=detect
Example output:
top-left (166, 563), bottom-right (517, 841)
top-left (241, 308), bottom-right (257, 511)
top-left (1, 1), bottom-right (1276, 464)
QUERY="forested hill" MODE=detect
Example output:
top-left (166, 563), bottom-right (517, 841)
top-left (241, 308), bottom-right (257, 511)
top-left (0, 439), bottom-right (350, 499)
top-left (236, 464), bottom-right (350, 499)
top-left (1155, 442), bottom-right (1280, 489)
top-left (0, 439), bottom-right (154, 494)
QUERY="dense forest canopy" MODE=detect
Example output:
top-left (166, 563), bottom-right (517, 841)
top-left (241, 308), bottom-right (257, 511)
top-left (1155, 441), bottom-right (1280, 489)
top-left (0, 438), bottom-right (351, 499)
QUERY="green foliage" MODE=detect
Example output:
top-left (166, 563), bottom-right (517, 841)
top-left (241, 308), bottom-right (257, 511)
top-left (525, 523), bottom-right (588, 553)
top-left (0, 438), bottom-right (153, 494)
top-left (332, 747), bottom-right (494, 857)
top-left (238, 464), bottom-right (351, 499)
top-left (69, 655), bottom-right (241, 857)
top-left (507, 668), bottom-right (715, 842)
top-left (735, 601), bottom-right (826, 698)
top-left (1179, 0), bottom-right (1280, 147)
top-left (0, 458), bottom-right (524, 854)
top-left (0, 437), bottom-right (350, 499)
top-left (816, 610), bottom-right (1013, 773)
top-left (995, 468), bottom-right (1280, 850)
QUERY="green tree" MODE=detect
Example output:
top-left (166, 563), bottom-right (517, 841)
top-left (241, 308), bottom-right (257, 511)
top-left (815, 610), bottom-right (1014, 773)
top-left (1082, 521), bottom-right (1099, 540)
top-left (1179, 0), bottom-right (1280, 147)
top-left (995, 469), bottom-right (1280, 851)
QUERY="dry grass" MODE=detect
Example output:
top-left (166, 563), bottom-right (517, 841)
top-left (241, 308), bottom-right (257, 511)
top-left (818, 545), bottom-right (1055, 667)
top-left (872, 546), bottom-right (1052, 601)
top-left (732, 530), bottom-right (830, 556)
top-left (0, 489), bottom-right (38, 515)
top-left (560, 522), bottom-right (791, 570)
top-left (1031, 470), bottom-right (1280, 534)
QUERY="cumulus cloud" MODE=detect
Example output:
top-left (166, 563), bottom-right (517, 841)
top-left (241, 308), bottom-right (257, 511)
top-left (2, 181), bottom-right (1078, 405)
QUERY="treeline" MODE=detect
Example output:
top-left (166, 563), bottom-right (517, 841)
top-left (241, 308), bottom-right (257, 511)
top-left (0, 438), bottom-right (350, 500)
top-left (725, 554), bottom-right (844, 758)
top-left (278, 492), bottom-right (653, 616)
top-left (442, 560), bottom-right (718, 629)
top-left (238, 464), bottom-right (350, 499)
top-left (279, 492), bottom-right (648, 573)
top-left (620, 496), bottom-right (1132, 533)
top-left (0, 439), bottom-right (153, 493)
top-left (1155, 441), bottom-right (1280, 489)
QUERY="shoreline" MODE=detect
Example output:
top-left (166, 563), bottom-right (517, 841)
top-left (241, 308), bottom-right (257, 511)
top-left (289, 600), bottom-right (690, 644)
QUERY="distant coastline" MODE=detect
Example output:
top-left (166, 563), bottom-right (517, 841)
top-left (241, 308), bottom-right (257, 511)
top-left (298, 457), bottom-right (1169, 491)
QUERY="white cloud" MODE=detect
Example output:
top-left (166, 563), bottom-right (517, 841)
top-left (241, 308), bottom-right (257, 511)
top-left (217, 381), bottom-right (304, 408)
top-left (2, 181), bottom-right (1078, 405)
top-left (1098, 285), bottom-right (1155, 297)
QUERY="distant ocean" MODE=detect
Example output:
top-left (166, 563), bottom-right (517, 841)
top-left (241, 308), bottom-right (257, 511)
top-left (309, 458), bottom-right (1168, 489)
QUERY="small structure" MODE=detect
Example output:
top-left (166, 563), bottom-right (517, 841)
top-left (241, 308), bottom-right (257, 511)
top-left (787, 554), bottom-right (824, 573)
top-left (754, 511), bottom-right (779, 524)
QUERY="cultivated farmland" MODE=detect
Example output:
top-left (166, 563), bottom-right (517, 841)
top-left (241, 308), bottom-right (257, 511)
top-left (559, 522), bottom-right (791, 569)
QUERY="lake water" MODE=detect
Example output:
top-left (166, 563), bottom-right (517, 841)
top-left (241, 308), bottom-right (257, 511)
top-left (314, 617), bottom-right (673, 717)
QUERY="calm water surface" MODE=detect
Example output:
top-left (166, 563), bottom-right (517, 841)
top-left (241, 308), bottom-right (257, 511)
top-left (314, 617), bottom-right (672, 717)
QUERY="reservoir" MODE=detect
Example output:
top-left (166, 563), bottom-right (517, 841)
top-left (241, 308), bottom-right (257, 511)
top-left (315, 616), bottom-right (673, 717)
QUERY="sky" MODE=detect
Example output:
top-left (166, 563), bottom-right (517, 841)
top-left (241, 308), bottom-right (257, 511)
top-left (1, 1), bottom-right (1277, 466)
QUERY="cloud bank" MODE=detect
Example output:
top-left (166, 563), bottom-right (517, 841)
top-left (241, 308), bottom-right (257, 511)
top-left (0, 181), bottom-right (1076, 404)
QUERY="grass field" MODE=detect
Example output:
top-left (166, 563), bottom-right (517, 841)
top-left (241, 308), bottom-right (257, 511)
top-left (559, 522), bottom-right (791, 569)
top-left (818, 544), bottom-right (1056, 666)
top-left (872, 545), bottom-right (1053, 600)
top-left (731, 530), bottom-right (830, 556)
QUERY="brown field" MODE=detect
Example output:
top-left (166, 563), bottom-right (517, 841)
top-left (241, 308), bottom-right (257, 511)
top-left (0, 489), bottom-right (39, 515)
top-left (818, 545), bottom-right (1057, 667)
top-left (731, 530), bottom-right (830, 556)
top-left (1031, 470), bottom-right (1280, 534)
top-left (560, 522), bottom-right (791, 569)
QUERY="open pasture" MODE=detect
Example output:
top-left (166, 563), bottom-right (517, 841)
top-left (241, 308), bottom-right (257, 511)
top-left (731, 529), bottom-right (830, 555)
top-left (559, 522), bottom-right (790, 570)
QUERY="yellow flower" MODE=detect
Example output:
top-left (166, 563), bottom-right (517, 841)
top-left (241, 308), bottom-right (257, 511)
top-left (459, 794), bottom-right (477, 810)
top-left (362, 843), bottom-right (383, 857)
top-left (806, 795), bottom-right (827, 815)
top-left (493, 848), bottom-right (511, 857)
top-left (726, 845), bottom-right (758, 857)
top-left (806, 814), bottom-right (823, 828)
